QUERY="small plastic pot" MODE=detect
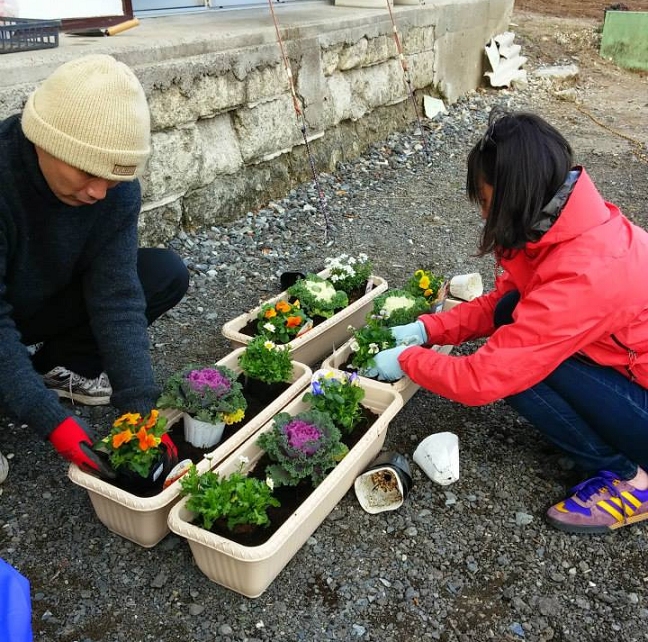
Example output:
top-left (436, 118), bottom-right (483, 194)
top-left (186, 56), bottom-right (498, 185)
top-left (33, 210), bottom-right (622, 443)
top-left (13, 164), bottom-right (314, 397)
top-left (280, 271), bottom-right (306, 290)
top-left (354, 451), bottom-right (413, 514)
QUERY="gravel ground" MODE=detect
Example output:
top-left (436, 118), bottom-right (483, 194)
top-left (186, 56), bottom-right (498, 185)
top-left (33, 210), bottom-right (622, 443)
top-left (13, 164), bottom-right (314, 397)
top-left (1, 13), bottom-right (648, 642)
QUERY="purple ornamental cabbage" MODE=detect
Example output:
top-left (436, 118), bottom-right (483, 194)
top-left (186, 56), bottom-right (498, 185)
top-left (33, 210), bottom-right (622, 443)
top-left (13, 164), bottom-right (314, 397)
top-left (283, 420), bottom-right (321, 455)
top-left (186, 368), bottom-right (232, 397)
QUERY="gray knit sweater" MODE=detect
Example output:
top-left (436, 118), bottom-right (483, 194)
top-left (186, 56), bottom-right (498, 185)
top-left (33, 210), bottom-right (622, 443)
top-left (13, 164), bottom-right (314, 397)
top-left (0, 114), bottom-right (159, 438)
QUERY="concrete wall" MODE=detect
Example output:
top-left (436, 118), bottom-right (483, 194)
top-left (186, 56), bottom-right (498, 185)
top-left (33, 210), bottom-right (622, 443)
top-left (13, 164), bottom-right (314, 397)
top-left (0, 0), bottom-right (514, 244)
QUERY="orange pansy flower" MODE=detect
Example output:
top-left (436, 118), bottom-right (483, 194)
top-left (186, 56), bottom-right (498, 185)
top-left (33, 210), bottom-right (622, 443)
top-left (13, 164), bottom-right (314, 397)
top-left (275, 300), bottom-right (291, 313)
top-left (144, 409), bottom-right (159, 430)
top-left (112, 429), bottom-right (134, 449)
top-left (264, 307), bottom-right (277, 319)
top-left (114, 412), bottom-right (141, 427)
top-left (136, 427), bottom-right (160, 451)
top-left (286, 316), bottom-right (303, 328)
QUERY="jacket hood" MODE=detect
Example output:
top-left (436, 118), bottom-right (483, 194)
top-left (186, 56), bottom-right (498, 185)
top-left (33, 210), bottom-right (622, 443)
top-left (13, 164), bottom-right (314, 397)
top-left (528, 167), bottom-right (613, 249)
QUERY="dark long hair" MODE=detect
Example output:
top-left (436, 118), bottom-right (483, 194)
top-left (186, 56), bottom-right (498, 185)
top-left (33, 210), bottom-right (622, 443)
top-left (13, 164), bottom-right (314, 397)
top-left (467, 107), bottom-right (573, 257)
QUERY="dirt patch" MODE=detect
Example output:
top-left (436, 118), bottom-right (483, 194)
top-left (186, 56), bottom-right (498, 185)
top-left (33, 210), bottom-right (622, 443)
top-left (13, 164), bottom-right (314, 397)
top-left (509, 5), bottom-right (648, 162)
top-left (514, 0), bottom-right (648, 20)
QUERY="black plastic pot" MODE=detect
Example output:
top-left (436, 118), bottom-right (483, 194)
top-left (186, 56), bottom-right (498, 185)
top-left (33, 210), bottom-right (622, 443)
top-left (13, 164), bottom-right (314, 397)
top-left (353, 450), bottom-right (413, 514)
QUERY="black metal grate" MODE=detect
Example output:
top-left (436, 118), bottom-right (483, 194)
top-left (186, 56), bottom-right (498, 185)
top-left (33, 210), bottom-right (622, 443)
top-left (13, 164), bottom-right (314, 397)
top-left (0, 17), bottom-right (60, 54)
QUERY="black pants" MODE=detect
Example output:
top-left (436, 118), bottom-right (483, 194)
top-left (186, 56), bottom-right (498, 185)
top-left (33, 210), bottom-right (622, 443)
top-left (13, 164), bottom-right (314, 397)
top-left (493, 290), bottom-right (520, 328)
top-left (18, 248), bottom-right (189, 378)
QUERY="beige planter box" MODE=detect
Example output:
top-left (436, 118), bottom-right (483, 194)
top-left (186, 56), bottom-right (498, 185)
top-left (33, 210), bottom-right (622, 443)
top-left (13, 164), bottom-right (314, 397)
top-left (68, 349), bottom-right (312, 548)
top-left (321, 297), bottom-right (462, 403)
top-left (167, 377), bottom-right (404, 597)
top-left (221, 271), bottom-right (388, 366)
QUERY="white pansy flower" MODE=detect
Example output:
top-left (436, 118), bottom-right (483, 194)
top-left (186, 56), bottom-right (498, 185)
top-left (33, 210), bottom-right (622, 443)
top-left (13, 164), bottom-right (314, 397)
top-left (266, 476), bottom-right (275, 490)
top-left (263, 322), bottom-right (276, 333)
top-left (368, 343), bottom-right (379, 354)
top-left (350, 340), bottom-right (360, 352)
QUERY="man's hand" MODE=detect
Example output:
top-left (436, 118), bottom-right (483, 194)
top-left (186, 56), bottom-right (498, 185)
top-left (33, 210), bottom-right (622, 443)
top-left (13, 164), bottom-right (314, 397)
top-left (390, 320), bottom-right (427, 346)
top-left (48, 416), bottom-right (109, 474)
top-left (362, 345), bottom-right (410, 381)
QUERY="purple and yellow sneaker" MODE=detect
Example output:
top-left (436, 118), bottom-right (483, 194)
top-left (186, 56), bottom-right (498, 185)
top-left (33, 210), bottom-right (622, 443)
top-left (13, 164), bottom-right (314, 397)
top-left (546, 470), bottom-right (648, 534)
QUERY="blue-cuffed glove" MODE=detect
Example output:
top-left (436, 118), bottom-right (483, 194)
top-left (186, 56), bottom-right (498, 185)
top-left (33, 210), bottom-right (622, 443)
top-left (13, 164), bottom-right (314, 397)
top-left (390, 320), bottom-right (427, 346)
top-left (361, 345), bottom-right (410, 381)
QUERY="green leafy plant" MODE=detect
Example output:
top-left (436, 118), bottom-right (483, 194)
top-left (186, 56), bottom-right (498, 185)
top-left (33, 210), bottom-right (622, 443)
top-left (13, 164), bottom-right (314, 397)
top-left (256, 409), bottom-right (349, 487)
top-left (324, 252), bottom-right (373, 295)
top-left (347, 320), bottom-right (396, 370)
top-left (95, 409), bottom-right (169, 478)
top-left (238, 336), bottom-right (294, 384)
top-left (301, 369), bottom-right (366, 434)
top-left (256, 299), bottom-right (311, 344)
top-left (405, 268), bottom-right (446, 304)
top-left (157, 364), bottom-right (247, 426)
top-left (287, 274), bottom-right (349, 319)
top-left (179, 460), bottom-right (280, 531)
top-left (372, 288), bottom-right (430, 327)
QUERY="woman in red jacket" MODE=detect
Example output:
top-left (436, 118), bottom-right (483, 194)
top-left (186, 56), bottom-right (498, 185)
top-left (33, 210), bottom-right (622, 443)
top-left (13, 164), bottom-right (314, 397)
top-left (371, 108), bottom-right (648, 534)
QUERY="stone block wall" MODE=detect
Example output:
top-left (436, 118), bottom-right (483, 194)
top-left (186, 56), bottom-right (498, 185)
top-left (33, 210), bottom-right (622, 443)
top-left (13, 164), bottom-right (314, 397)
top-left (0, 0), bottom-right (514, 243)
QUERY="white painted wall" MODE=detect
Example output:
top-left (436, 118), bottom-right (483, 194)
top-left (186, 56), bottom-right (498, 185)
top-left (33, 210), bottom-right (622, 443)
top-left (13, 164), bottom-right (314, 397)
top-left (7, 0), bottom-right (123, 19)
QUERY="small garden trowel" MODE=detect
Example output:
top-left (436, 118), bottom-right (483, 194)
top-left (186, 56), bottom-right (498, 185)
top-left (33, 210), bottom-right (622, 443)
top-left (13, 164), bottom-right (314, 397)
top-left (67, 18), bottom-right (140, 37)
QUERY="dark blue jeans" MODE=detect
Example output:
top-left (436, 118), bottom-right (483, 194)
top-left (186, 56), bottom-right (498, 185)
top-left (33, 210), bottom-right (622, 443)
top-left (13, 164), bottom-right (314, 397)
top-left (495, 290), bottom-right (648, 479)
top-left (20, 248), bottom-right (189, 378)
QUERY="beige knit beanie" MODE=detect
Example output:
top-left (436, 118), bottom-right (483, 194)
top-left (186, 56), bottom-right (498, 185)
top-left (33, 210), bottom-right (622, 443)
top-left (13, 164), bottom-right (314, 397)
top-left (21, 54), bottom-right (151, 181)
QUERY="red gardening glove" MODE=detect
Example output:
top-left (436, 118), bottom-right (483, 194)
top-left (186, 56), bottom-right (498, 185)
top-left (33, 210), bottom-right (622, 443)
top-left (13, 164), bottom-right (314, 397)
top-left (160, 433), bottom-right (178, 462)
top-left (48, 416), bottom-right (104, 473)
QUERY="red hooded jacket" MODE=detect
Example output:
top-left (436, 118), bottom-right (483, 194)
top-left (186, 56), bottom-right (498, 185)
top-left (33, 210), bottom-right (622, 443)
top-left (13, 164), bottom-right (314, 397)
top-left (399, 168), bottom-right (648, 405)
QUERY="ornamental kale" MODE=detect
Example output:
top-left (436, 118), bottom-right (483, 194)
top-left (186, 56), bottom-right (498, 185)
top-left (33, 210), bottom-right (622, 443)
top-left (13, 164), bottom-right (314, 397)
top-left (157, 364), bottom-right (247, 425)
top-left (371, 288), bottom-right (430, 327)
top-left (286, 274), bottom-right (349, 319)
top-left (301, 369), bottom-right (366, 434)
top-left (256, 409), bottom-right (349, 487)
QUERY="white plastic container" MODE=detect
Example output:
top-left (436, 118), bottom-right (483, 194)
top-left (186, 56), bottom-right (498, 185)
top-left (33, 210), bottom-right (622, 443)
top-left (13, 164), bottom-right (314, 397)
top-left (413, 432), bottom-right (460, 485)
top-left (449, 273), bottom-right (483, 301)
top-left (182, 414), bottom-right (225, 449)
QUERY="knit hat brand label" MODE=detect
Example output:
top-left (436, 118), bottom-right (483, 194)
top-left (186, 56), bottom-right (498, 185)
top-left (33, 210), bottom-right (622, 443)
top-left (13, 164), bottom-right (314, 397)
top-left (112, 164), bottom-right (137, 177)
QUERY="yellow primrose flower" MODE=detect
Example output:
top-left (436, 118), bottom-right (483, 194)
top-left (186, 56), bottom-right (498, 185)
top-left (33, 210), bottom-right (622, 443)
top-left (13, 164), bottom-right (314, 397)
top-left (223, 408), bottom-right (245, 425)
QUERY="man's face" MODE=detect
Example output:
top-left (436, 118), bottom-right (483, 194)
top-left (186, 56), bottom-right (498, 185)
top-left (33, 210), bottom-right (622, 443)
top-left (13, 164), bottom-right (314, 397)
top-left (35, 147), bottom-right (119, 207)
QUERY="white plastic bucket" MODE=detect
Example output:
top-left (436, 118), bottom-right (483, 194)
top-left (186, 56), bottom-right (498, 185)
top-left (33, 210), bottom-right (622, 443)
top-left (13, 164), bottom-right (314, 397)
top-left (413, 432), bottom-right (459, 485)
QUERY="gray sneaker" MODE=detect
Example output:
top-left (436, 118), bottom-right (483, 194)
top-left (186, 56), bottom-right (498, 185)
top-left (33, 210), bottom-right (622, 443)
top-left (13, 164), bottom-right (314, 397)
top-left (42, 366), bottom-right (112, 406)
top-left (0, 450), bottom-right (8, 484)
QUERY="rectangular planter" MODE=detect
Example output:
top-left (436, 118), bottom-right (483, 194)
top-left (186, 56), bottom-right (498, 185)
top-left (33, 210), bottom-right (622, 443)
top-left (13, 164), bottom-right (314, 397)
top-left (167, 377), bottom-right (404, 598)
top-left (221, 270), bottom-right (388, 366)
top-left (321, 297), bottom-right (461, 403)
top-left (67, 349), bottom-right (312, 548)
